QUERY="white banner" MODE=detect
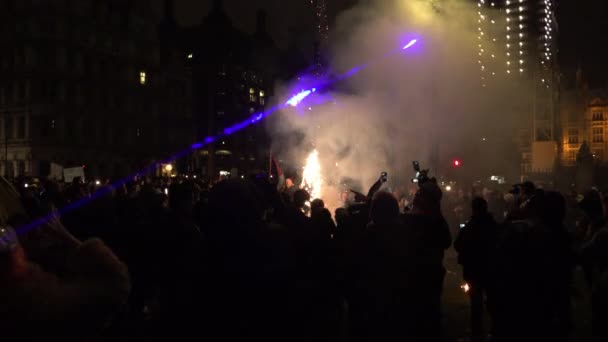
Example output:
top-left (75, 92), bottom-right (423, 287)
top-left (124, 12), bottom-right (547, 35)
top-left (50, 163), bottom-right (63, 180)
top-left (63, 166), bottom-right (85, 183)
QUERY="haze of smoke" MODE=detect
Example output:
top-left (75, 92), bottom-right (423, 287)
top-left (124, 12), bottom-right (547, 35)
top-left (269, 0), bottom-right (530, 203)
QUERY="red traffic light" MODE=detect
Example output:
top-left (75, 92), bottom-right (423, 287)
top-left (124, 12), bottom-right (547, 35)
top-left (453, 160), bottom-right (461, 167)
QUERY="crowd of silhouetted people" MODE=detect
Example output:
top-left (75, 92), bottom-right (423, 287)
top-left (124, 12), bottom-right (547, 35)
top-left (1, 172), bottom-right (608, 342)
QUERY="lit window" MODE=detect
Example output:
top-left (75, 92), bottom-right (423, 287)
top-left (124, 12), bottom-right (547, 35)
top-left (139, 71), bottom-right (146, 85)
top-left (187, 53), bottom-right (193, 59)
top-left (259, 90), bottom-right (265, 97)
top-left (249, 88), bottom-right (255, 94)
top-left (592, 111), bottom-right (604, 121)
top-left (593, 127), bottom-right (604, 143)
top-left (568, 129), bottom-right (578, 144)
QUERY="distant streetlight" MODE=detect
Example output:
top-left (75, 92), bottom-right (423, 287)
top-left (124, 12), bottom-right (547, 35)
top-left (164, 164), bottom-right (173, 172)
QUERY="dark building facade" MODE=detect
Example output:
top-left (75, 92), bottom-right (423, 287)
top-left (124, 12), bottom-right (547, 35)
top-left (160, 0), bottom-right (285, 179)
top-left (0, 0), bottom-right (193, 179)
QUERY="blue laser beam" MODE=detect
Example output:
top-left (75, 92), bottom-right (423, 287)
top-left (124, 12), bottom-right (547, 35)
top-left (15, 37), bottom-right (420, 237)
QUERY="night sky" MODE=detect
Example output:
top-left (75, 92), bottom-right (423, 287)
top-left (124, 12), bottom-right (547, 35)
top-left (153, 0), bottom-right (608, 86)
top-left (155, 0), bottom-right (358, 47)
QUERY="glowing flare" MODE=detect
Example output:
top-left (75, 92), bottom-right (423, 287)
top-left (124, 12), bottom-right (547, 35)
top-left (461, 283), bottom-right (471, 293)
top-left (286, 90), bottom-right (313, 107)
top-left (402, 39), bottom-right (418, 50)
top-left (301, 150), bottom-right (322, 200)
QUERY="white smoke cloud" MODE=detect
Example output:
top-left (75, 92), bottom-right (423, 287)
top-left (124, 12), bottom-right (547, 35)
top-left (268, 0), bottom-right (529, 206)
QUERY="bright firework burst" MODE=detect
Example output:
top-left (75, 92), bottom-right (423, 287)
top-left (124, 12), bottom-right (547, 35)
top-left (301, 149), bottom-right (322, 200)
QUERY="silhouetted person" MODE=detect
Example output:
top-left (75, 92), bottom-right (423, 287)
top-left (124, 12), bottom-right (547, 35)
top-left (541, 191), bottom-right (573, 342)
top-left (203, 179), bottom-right (295, 342)
top-left (454, 197), bottom-right (497, 341)
top-left (158, 181), bottom-right (204, 339)
top-left (284, 178), bottom-right (297, 202)
top-left (579, 189), bottom-right (608, 342)
top-left (311, 198), bottom-right (336, 240)
top-left (402, 182), bottom-right (451, 342)
top-left (493, 190), bottom-right (567, 342)
top-left (348, 191), bottom-right (407, 341)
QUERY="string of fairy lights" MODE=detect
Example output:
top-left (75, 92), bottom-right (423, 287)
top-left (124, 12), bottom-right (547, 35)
top-left (477, 0), bottom-right (488, 87)
top-left (505, 0), bottom-right (526, 74)
top-left (476, 0), bottom-right (555, 87)
top-left (541, 0), bottom-right (554, 66)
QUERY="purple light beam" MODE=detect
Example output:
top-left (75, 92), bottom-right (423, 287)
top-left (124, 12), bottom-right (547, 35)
top-left (286, 90), bottom-right (313, 107)
top-left (15, 37), bottom-right (421, 237)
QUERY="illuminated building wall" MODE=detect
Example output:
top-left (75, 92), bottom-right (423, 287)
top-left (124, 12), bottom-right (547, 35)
top-left (0, 0), bottom-right (193, 178)
top-left (560, 86), bottom-right (608, 166)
